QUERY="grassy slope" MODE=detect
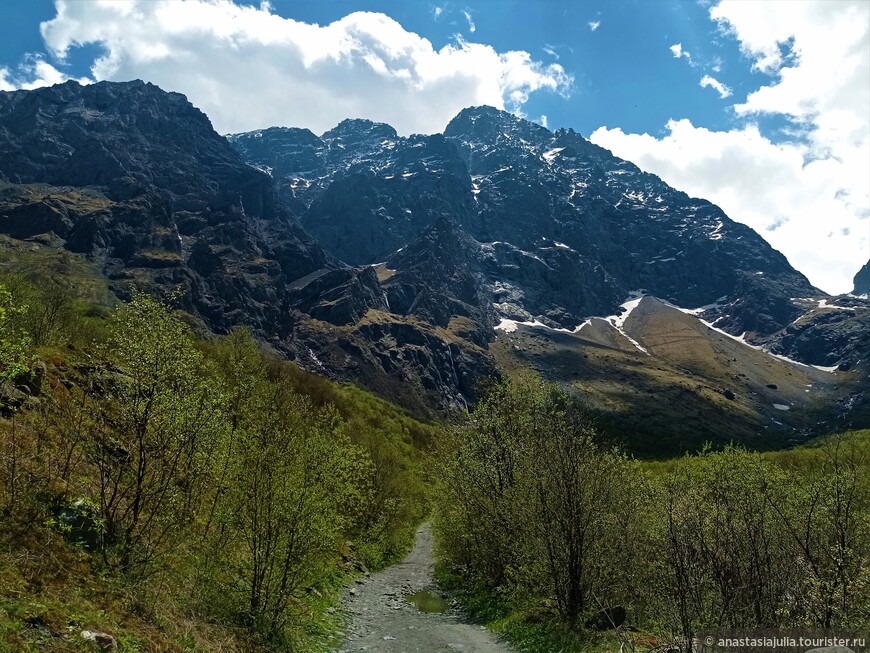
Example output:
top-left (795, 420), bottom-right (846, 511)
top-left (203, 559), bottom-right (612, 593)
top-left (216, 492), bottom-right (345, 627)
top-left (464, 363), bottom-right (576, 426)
top-left (0, 239), bottom-right (439, 652)
top-left (491, 297), bottom-right (853, 456)
top-left (2, 236), bottom-right (863, 650)
top-left (0, 370), bottom-right (433, 652)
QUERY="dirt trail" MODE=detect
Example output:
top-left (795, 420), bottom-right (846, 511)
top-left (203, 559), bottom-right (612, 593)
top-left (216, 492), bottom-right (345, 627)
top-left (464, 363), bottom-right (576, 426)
top-left (338, 523), bottom-right (515, 653)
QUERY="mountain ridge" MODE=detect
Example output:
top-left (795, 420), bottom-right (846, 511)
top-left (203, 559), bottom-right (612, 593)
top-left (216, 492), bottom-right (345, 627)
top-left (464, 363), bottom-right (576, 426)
top-left (231, 102), bottom-right (822, 336)
top-left (1, 80), bottom-right (866, 439)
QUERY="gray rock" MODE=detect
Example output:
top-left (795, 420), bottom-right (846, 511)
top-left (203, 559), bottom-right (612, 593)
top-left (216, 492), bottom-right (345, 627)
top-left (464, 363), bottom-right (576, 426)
top-left (853, 259), bottom-right (870, 295)
top-left (81, 630), bottom-right (118, 651)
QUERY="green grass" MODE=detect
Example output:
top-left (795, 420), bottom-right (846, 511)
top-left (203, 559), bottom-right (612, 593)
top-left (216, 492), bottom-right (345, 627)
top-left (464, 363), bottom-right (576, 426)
top-left (489, 314), bottom-right (853, 457)
top-left (0, 236), bottom-right (116, 308)
top-left (434, 430), bottom-right (870, 652)
top-left (0, 523), bottom-right (246, 653)
top-left (435, 571), bottom-right (633, 653)
top-left (640, 428), bottom-right (870, 477)
top-left (0, 240), bottom-right (439, 651)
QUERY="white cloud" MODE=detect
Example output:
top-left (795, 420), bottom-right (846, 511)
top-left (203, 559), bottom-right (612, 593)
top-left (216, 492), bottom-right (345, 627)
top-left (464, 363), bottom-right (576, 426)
top-left (539, 114), bottom-right (548, 128)
top-left (591, 1), bottom-right (869, 295)
top-left (0, 57), bottom-right (90, 91)
top-left (669, 43), bottom-right (691, 61)
top-left (699, 74), bottom-right (732, 98)
top-left (588, 20), bottom-right (600, 32)
top-left (590, 119), bottom-right (867, 295)
top-left (0, 69), bottom-right (13, 92)
top-left (462, 9), bottom-right (476, 33)
top-left (715, 1), bottom-right (869, 164)
top-left (35, 0), bottom-right (571, 136)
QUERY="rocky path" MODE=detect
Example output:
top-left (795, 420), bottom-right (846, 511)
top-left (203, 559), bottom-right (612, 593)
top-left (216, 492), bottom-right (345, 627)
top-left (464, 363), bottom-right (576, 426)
top-left (338, 523), bottom-right (515, 653)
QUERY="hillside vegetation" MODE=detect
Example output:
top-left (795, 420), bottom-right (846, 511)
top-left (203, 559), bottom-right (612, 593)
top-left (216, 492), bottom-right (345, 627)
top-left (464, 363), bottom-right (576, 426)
top-left (435, 379), bottom-right (870, 652)
top-left (0, 267), bottom-right (436, 652)
top-left (1, 246), bottom-right (868, 653)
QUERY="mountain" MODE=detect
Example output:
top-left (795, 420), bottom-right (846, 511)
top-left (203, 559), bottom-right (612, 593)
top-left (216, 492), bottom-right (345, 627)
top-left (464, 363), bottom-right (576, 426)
top-left (855, 260), bottom-right (870, 296)
top-left (232, 106), bottom-right (820, 337)
top-left (229, 104), bottom-right (868, 442)
top-left (1, 81), bottom-right (866, 444)
top-left (0, 81), bottom-right (492, 415)
top-left (0, 79), bottom-right (331, 335)
top-left (228, 121), bottom-right (474, 266)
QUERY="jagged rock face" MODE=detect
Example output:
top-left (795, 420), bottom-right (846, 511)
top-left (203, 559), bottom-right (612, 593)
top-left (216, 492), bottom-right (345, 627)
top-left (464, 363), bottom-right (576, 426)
top-left (288, 267), bottom-right (388, 326)
top-left (854, 260), bottom-right (870, 296)
top-left (386, 219), bottom-right (490, 325)
top-left (229, 121), bottom-right (473, 265)
top-left (232, 105), bottom-right (818, 338)
top-left (289, 313), bottom-right (495, 417)
top-left (0, 82), bottom-right (490, 414)
top-left (280, 217), bottom-right (498, 416)
top-left (443, 107), bottom-right (818, 333)
top-left (0, 80), bottom-right (333, 337)
top-left (0, 82), bottom-right (860, 421)
top-left (229, 106), bottom-right (870, 430)
top-left (767, 295), bottom-right (870, 369)
top-left (0, 80), bottom-right (267, 209)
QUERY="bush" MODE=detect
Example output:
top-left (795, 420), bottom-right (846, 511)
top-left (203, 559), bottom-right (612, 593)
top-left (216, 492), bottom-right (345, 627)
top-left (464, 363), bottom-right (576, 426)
top-left (436, 380), bottom-right (646, 625)
top-left (0, 283), bottom-right (30, 385)
top-left (436, 379), bottom-right (870, 651)
top-left (0, 294), bottom-right (438, 650)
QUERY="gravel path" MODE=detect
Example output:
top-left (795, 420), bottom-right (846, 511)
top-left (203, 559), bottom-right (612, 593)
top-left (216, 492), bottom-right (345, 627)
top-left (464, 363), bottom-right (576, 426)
top-left (338, 523), bottom-right (515, 653)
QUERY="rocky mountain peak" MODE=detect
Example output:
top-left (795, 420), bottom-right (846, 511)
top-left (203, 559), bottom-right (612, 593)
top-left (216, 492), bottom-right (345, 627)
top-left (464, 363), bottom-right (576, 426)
top-left (853, 260), bottom-right (870, 296)
top-left (226, 126), bottom-right (323, 169)
top-left (226, 104), bottom-right (821, 337)
top-left (1, 80), bottom-right (865, 427)
top-left (0, 79), bottom-right (270, 210)
top-left (322, 118), bottom-right (398, 150)
top-left (444, 105), bottom-right (549, 144)
top-left (0, 79), bottom-right (331, 336)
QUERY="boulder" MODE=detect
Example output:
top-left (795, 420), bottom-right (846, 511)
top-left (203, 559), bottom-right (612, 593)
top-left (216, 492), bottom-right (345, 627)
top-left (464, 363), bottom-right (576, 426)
top-left (81, 630), bottom-right (118, 651)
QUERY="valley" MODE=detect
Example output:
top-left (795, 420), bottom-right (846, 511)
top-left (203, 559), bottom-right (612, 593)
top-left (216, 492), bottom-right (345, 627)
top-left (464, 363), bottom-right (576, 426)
top-left (0, 79), bottom-right (867, 651)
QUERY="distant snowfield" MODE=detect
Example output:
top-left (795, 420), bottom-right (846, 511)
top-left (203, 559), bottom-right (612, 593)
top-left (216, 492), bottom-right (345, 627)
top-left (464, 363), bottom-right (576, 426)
top-left (817, 299), bottom-right (856, 312)
top-left (493, 291), bottom-right (650, 354)
top-left (597, 293), bottom-right (649, 355)
top-left (494, 317), bottom-right (580, 335)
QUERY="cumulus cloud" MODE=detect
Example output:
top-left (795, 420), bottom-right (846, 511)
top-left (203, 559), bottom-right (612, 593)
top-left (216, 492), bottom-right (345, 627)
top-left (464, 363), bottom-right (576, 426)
top-left (0, 70), bottom-right (12, 92)
top-left (593, 1), bottom-right (869, 295)
top-left (462, 9), bottom-right (476, 33)
top-left (591, 119), bottom-right (867, 294)
top-left (699, 74), bottom-right (732, 98)
top-left (588, 21), bottom-right (600, 32)
top-left (715, 0), bottom-right (869, 166)
top-left (34, 0), bottom-right (571, 135)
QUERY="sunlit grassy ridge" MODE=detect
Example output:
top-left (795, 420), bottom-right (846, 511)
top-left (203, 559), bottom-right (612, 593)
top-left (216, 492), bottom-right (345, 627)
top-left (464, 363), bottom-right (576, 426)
top-left (490, 298), bottom-right (854, 457)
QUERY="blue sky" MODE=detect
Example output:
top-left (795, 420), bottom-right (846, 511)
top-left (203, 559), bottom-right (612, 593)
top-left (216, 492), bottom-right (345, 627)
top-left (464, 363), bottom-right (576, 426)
top-left (0, 0), bottom-right (867, 294)
top-left (0, 0), bottom-right (778, 138)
